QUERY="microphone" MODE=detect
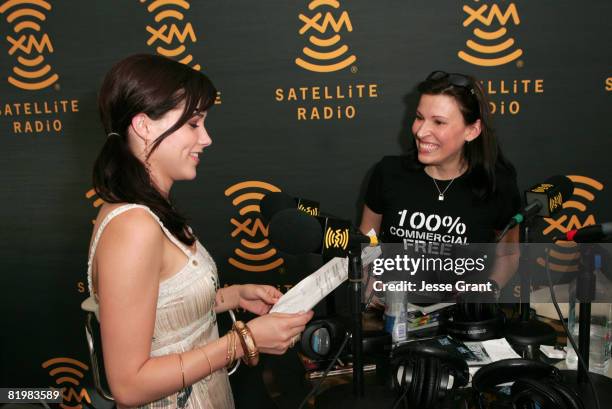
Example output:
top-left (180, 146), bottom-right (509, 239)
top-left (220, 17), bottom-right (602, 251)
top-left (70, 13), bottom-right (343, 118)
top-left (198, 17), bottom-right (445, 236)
top-left (259, 191), bottom-right (320, 223)
top-left (553, 223), bottom-right (612, 243)
top-left (505, 175), bottom-right (574, 230)
top-left (267, 208), bottom-right (378, 258)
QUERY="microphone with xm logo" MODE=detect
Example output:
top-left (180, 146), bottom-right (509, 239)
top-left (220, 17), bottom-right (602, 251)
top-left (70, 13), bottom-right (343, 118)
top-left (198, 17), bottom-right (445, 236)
top-left (267, 208), bottom-right (378, 260)
top-left (500, 175), bottom-right (574, 236)
top-left (259, 191), bottom-right (320, 223)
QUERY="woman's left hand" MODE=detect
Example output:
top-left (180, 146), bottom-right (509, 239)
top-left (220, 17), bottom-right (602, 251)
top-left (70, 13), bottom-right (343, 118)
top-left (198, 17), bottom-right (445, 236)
top-left (237, 284), bottom-right (282, 315)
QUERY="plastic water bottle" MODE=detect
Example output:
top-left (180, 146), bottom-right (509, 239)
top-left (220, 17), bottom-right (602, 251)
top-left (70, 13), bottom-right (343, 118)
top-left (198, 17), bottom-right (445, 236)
top-left (565, 255), bottom-right (612, 374)
top-left (384, 282), bottom-right (407, 343)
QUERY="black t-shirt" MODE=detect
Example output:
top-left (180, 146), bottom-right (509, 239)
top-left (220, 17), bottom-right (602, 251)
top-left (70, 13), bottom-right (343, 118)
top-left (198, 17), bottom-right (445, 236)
top-left (365, 156), bottom-right (521, 250)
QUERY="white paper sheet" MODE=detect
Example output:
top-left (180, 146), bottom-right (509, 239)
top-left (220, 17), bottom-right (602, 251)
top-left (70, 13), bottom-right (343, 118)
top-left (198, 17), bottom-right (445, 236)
top-left (270, 257), bottom-right (348, 313)
top-left (481, 338), bottom-right (521, 361)
top-left (270, 239), bottom-right (381, 314)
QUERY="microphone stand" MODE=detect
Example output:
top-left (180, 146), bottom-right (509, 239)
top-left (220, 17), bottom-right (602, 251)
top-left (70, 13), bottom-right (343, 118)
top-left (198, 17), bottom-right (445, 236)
top-left (576, 245), bottom-right (597, 382)
top-left (348, 249), bottom-right (364, 396)
top-left (558, 243), bottom-right (612, 408)
top-left (505, 218), bottom-right (557, 359)
top-left (314, 248), bottom-right (396, 408)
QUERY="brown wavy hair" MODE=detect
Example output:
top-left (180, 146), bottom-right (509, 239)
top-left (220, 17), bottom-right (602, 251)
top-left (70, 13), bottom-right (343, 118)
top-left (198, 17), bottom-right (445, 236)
top-left (93, 54), bottom-right (217, 245)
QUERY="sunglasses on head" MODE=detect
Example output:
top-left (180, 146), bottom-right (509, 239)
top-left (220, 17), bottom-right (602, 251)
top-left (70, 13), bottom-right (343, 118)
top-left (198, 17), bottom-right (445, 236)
top-left (426, 71), bottom-right (475, 94)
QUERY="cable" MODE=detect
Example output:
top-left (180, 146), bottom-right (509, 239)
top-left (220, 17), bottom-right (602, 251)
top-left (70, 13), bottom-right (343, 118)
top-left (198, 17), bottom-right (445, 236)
top-left (495, 223), bottom-right (513, 243)
top-left (390, 384), bottom-right (410, 409)
top-left (297, 333), bottom-right (350, 409)
top-left (544, 249), bottom-right (600, 409)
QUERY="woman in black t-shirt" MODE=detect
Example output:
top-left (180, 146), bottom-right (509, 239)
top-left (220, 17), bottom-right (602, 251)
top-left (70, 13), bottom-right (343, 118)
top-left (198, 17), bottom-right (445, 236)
top-left (360, 71), bottom-right (520, 291)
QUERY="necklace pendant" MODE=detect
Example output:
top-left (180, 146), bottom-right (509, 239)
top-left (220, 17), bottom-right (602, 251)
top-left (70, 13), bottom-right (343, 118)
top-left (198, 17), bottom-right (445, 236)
top-left (438, 194), bottom-right (444, 201)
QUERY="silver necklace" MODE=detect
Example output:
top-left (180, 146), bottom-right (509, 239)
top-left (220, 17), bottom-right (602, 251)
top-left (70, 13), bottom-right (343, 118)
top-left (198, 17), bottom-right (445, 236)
top-left (431, 176), bottom-right (456, 201)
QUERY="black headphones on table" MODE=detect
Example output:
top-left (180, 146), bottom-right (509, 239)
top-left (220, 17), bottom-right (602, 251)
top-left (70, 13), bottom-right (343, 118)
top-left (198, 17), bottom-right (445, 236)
top-left (472, 358), bottom-right (584, 409)
top-left (390, 342), bottom-right (470, 409)
top-left (300, 317), bottom-right (390, 360)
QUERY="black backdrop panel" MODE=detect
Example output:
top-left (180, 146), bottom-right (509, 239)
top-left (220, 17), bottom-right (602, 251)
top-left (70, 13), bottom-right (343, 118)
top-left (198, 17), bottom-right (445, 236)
top-left (1, 1), bottom-right (610, 406)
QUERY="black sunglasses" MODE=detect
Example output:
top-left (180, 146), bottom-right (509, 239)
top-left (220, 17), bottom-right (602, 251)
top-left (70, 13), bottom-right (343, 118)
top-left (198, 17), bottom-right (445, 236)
top-left (426, 71), bottom-right (475, 94)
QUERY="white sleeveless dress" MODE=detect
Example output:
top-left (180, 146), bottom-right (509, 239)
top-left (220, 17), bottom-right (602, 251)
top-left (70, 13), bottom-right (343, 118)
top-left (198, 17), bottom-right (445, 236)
top-left (86, 204), bottom-right (235, 409)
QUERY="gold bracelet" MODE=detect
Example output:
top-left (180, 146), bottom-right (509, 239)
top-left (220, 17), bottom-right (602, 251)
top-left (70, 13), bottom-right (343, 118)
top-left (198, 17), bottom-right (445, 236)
top-left (229, 330), bottom-right (237, 368)
top-left (178, 353), bottom-right (186, 389)
top-left (233, 321), bottom-right (259, 367)
top-left (225, 330), bottom-right (234, 367)
top-left (200, 347), bottom-right (213, 377)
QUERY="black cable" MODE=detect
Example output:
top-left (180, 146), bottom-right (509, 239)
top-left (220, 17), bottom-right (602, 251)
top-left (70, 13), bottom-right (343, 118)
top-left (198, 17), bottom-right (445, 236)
top-left (297, 333), bottom-right (351, 409)
top-left (544, 249), bottom-right (600, 409)
top-left (495, 223), bottom-right (513, 243)
top-left (390, 384), bottom-right (410, 409)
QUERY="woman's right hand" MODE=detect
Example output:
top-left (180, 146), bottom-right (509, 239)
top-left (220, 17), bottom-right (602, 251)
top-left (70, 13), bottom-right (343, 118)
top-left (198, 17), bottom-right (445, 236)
top-left (247, 311), bottom-right (314, 355)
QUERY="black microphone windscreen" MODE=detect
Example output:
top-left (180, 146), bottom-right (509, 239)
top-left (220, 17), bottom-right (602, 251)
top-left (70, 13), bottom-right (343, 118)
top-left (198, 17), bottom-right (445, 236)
top-left (546, 175), bottom-right (574, 201)
top-left (260, 191), bottom-right (296, 223)
top-left (268, 208), bottom-right (322, 255)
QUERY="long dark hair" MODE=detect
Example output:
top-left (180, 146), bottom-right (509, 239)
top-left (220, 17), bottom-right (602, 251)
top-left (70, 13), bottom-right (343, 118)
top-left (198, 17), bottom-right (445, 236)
top-left (408, 71), bottom-right (514, 199)
top-left (93, 54), bottom-right (217, 245)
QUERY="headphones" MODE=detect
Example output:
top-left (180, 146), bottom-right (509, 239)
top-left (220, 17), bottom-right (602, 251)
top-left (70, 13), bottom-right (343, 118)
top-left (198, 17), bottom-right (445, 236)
top-left (472, 359), bottom-right (584, 409)
top-left (442, 302), bottom-right (505, 341)
top-left (390, 342), bottom-right (469, 409)
top-left (300, 317), bottom-right (391, 360)
top-left (300, 317), bottom-right (349, 360)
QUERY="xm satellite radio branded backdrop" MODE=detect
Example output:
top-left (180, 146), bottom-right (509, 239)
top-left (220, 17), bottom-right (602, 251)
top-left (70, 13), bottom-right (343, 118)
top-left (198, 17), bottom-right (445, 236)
top-left (0, 0), bottom-right (610, 406)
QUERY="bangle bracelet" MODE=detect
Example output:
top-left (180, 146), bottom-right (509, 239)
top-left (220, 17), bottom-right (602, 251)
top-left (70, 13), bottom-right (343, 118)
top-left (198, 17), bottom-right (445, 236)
top-left (178, 353), bottom-right (186, 389)
top-left (230, 331), bottom-right (237, 367)
top-left (226, 330), bottom-right (235, 368)
top-left (233, 321), bottom-right (259, 367)
top-left (200, 347), bottom-right (213, 377)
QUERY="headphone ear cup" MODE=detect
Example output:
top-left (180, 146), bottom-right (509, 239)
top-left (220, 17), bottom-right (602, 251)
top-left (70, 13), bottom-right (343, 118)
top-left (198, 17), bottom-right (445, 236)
top-left (475, 303), bottom-right (482, 321)
top-left (420, 358), bottom-right (437, 409)
top-left (462, 302), bottom-right (471, 320)
top-left (410, 357), bottom-right (425, 407)
top-left (391, 356), bottom-right (408, 392)
top-left (512, 378), bottom-right (569, 409)
top-left (432, 358), bottom-right (444, 407)
top-left (548, 382), bottom-right (584, 409)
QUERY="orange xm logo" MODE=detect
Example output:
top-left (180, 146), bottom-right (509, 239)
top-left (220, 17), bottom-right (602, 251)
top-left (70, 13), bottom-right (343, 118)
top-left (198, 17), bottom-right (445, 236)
top-left (225, 181), bottom-right (284, 272)
top-left (0, 0), bottom-right (59, 90)
top-left (295, 0), bottom-right (356, 73)
top-left (458, 1), bottom-right (523, 67)
top-left (140, 0), bottom-right (201, 71)
top-left (85, 187), bottom-right (104, 224)
top-left (536, 175), bottom-right (604, 273)
top-left (324, 227), bottom-right (349, 250)
top-left (42, 357), bottom-right (91, 409)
